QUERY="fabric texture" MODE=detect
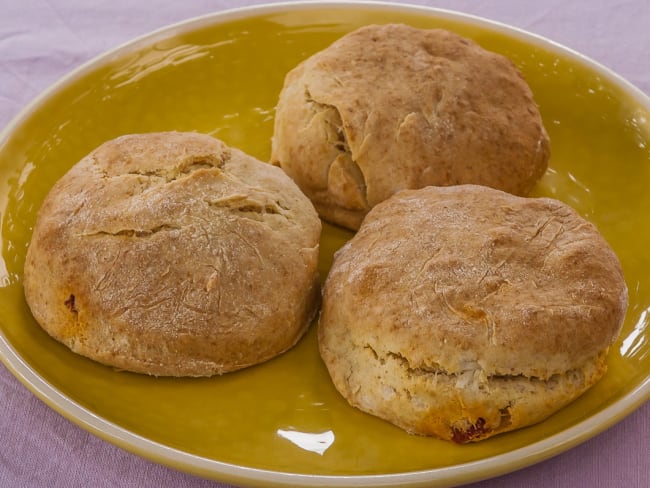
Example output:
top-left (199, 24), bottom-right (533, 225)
top-left (1, 1), bottom-right (648, 487)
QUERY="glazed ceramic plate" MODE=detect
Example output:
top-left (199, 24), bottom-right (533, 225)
top-left (0, 2), bottom-right (649, 487)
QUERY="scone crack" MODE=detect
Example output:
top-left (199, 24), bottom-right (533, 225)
top-left (304, 87), bottom-right (350, 154)
top-left (363, 342), bottom-right (592, 386)
top-left (363, 344), bottom-right (446, 376)
top-left (303, 86), bottom-right (368, 210)
top-left (179, 154), bottom-right (228, 172)
top-left (526, 215), bottom-right (565, 246)
top-left (96, 152), bottom-right (228, 183)
top-left (395, 111), bottom-right (420, 139)
top-left (80, 224), bottom-right (180, 238)
top-left (204, 193), bottom-right (288, 218)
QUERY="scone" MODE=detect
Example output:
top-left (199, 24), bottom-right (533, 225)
top-left (271, 24), bottom-right (550, 230)
top-left (318, 185), bottom-right (627, 442)
top-left (24, 131), bottom-right (322, 377)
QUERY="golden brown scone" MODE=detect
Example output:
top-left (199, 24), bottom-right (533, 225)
top-left (319, 185), bottom-right (627, 442)
top-left (271, 24), bottom-right (550, 230)
top-left (24, 132), bottom-right (321, 377)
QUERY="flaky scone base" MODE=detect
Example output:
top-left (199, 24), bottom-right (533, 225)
top-left (319, 333), bottom-right (607, 443)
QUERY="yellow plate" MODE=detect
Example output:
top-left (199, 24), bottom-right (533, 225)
top-left (1, 2), bottom-right (649, 487)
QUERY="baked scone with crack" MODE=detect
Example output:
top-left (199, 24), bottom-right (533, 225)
top-left (319, 185), bottom-right (627, 442)
top-left (271, 24), bottom-right (550, 230)
top-left (24, 131), bottom-right (321, 377)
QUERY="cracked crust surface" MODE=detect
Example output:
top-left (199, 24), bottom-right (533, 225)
top-left (318, 185), bottom-right (627, 441)
top-left (24, 131), bottom-right (322, 376)
top-left (271, 24), bottom-right (550, 230)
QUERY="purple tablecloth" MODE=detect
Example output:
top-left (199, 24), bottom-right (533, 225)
top-left (1, 1), bottom-right (648, 487)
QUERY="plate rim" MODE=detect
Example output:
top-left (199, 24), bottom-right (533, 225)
top-left (1, 1), bottom-right (649, 487)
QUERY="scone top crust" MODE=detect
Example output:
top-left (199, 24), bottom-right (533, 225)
top-left (271, 24), bottom-right (550, 230)
top-left (321, 185), bottom-right (627, 380)
top-left (24, 132), bottom-right (321, 376)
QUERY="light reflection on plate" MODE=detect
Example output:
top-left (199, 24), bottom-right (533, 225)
top-left (277, 429), bottom-right (336, 456)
